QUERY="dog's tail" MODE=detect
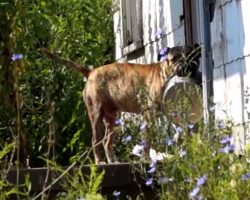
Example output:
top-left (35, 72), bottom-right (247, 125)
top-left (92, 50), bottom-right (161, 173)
top-left (39, 48), bottom-right (91, 77)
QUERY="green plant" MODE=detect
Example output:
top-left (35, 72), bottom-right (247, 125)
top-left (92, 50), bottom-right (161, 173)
top-left (115, 112), bottom-right (250, 199)
top-left (0, 0), bottom-right (114, 167)
top-left (56, 163), bottom-right (105, 200)
top-left (0, 143), bottom-right (15, 199)
top-left (105, 78), bottom-right (250, 199)
top-left (0, 142), bottom-right (31, 200)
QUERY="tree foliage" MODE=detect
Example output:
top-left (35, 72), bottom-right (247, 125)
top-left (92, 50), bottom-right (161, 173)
top-left (0, 0), bottom-right (114, 166)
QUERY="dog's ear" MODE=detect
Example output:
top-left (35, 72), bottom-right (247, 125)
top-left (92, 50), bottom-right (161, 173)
top-left (193, 43), bottom-right (201, 58)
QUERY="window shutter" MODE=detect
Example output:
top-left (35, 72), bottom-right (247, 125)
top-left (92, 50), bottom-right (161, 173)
top-left (122, 0), bottom-right (143, 55)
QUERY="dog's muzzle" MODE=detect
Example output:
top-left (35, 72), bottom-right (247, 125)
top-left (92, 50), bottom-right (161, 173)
top-left (163, 75), bottom-right (203, 124)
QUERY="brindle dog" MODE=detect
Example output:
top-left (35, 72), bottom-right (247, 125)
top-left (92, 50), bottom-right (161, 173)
top-left (39, 44), bottom-right (201, 164)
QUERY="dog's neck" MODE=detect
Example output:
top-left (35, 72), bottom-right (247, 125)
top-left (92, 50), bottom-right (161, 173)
top-left (159, 59), bottom-right (172, 81)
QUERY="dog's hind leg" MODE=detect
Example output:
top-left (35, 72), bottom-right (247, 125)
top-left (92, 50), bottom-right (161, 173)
top-left (85, 99), bottom-right (104, 164)
top-left (91, 114), bottom-right (104, 164)
top-left (103, 112), bottom-right (117, 163)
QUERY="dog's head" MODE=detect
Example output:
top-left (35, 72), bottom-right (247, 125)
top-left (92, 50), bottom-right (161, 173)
top-left (167, 44), bottom-right (201, 77)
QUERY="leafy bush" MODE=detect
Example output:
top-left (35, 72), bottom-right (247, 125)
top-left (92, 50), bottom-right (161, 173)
top-left (113, 113), bottom-right (250, 199)
top-left (0, 0), bottom-right (114, 167)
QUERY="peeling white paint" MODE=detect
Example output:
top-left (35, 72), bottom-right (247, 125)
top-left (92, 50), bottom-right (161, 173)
top-left (114, 0), bottom-right (250, 144)
top-left (211, 0), bottom-right (250, 144)
top-left (114, 0), bottom-right (185, 63)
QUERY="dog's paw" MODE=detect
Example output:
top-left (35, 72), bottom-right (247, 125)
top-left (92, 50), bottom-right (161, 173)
top-left (106, 159), bottom-right (120, 164)
top-left (98, 161), bottom-right (107, 165)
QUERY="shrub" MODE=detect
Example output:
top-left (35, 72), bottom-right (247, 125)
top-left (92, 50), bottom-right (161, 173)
top-left (115, 114), bottom-right (250, 199)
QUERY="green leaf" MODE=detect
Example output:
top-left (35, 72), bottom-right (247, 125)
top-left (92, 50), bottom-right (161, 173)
top-left (0, 143), bottom-right (14, 160)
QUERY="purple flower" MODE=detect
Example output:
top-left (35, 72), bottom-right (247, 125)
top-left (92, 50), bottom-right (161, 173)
top-left (11, 53), bottom-right (23, 61)
top-left (159, 47), bottom-right (169, 56)
top-left (113, 190), bottom-right (121, 197)
top-left (179, 149), bottom-right (187, 157)
top-left (217, 120), bottom-right (226, 129)
top-left (189, 186), bottom-right (200, 198)
top-left (140, 140), bottom-right (149, 149)
top-left (219, 135), bottom-right (235, 154)
top-left (241, 172), bottom-right (250, 181)
top-left (147, 166), bottom-right (156, 174)
top-left (149, 160), bottom-right (157, 168)
top-left (145, 177), bottom-right (153, 186)
top-left (115, 118), bottom-right (124, 126)
top-left (175, 126), bottom-right (183, 133)
top-left (188, 124), bottom-right (194, 129)
top-left (122, 135), bottom-right (132, 143)
top-left (166, 138), bottom-right (174, 146)
top-left (220, 136), bottom-right (232, 144)
top-left (158, 47), bottom-right (170, 61)
top-left (155, 29), bottom-right (163, 39)
top-left (220, 144), bottom-right (235, 154)
top-left (140, 122), bottom-right (147, 131)
top-left (196, 175), bottom-right (207, 186)
top-left (189, 175), bottom-right (207, 199)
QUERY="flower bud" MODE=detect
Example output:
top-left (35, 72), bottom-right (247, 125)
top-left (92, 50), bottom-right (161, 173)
top-left (230, 163), bottom-right (244, 176)
top-left (244, 143), bottom-right (250, 155)
top-left (230, 179), bottom-right (237, 188)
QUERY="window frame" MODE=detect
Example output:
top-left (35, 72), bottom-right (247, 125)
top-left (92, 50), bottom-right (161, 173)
top-left (121, 0), bottom-right (143, 56)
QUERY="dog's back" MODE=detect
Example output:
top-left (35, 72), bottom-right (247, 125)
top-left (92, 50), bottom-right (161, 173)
top-left (83, 62), bottom-right (166, 114)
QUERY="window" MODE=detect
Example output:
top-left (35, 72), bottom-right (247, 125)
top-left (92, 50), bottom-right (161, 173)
top-left (121, 0), bottom-right (143, 55)
top-left (183, 0), bottom-right (215, 45)
top-left (183, 0), bottom-right (199, 45)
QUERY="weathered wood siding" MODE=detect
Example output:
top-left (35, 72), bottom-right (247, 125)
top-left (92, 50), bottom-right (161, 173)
top-left (114, 0), bottom-right (185, 63)
top-left (211, 0), bottom-right (250, 146)
top-left (114, 0), bottom-right (250, 146)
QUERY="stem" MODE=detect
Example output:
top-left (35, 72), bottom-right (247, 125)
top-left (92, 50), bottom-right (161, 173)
top-left (15, 73), bottom-right (21, 200)
top-left (42, 100), bottom-right (56, 200)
